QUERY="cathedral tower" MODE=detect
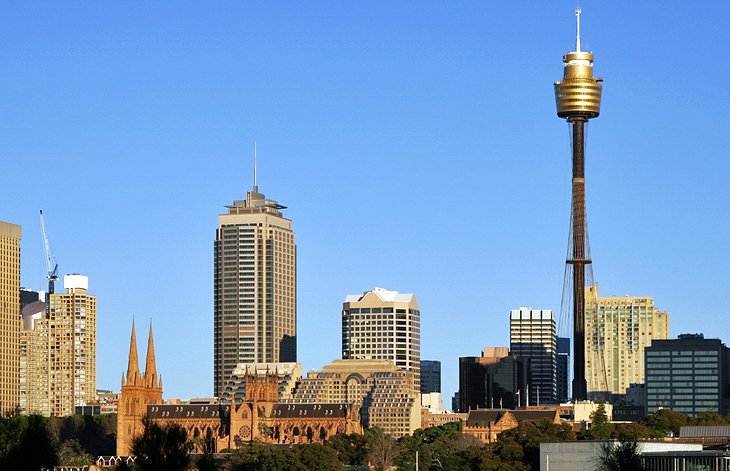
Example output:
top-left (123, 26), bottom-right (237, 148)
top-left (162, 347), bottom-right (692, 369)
top-left (116, 321), bottom-right (163, 455)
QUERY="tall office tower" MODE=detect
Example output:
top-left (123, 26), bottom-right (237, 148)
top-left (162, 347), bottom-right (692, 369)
top-left (214, 171), bottom-right (296, 397)
top-left (585, 284), bottom-right (669, 400)
top-left (342, 287), bottom-right (420, 387)
top-left (0, 221), bottom-right (21, 415)
top-left (459, 347), bottom-right (528, 412)
top-left (509, 308), bottom-right (557, 405)
top-left (554, 9), bottom-right (603, 401)
top-left (556, 337), bottom-right (570, 403)
top-left (46, 275), bottom-right (97, 416)
top-left (645, 334), bottom-right (729, 417)
top-left (420, 360), bottom-right (441, 394)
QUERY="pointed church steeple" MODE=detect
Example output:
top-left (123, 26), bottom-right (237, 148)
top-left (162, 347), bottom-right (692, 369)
top-left (126, 321), bottom-right (141, 385)
top-left (145, 321), bottom-right (158, 388)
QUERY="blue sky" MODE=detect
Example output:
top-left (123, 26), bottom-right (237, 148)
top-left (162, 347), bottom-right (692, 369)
top-left (2, 1), bottom-right (729, 403)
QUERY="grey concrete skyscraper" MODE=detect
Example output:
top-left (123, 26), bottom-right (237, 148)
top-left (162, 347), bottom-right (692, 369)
top-left (214, 176), bottom-right (296, 397)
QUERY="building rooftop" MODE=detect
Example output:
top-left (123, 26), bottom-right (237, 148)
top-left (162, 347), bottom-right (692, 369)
top-left (344, 287), bottom-right (415, 303)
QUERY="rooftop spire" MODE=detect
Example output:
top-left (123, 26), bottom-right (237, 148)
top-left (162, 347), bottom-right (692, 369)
top-left (253, 141), bottom-right (258, 193)
top-left (144, 321), bottom-right (157, 388)
top-left (575, 7), bottom-right (582, 52)
top-left (126, 320), bottom-right (140, 383)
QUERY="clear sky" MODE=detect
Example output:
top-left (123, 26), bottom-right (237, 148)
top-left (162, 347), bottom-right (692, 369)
top-left (2, 1), bottom-right (729, 403)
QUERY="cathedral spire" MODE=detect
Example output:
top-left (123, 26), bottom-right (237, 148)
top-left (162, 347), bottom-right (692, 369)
top-left (145, 321), bottom-right (158, 388)
top-left (126, 320), bottom-right (140, 384)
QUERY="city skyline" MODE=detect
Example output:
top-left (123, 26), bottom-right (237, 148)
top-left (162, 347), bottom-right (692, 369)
top-left (1, 2), bottom-right (729, 402)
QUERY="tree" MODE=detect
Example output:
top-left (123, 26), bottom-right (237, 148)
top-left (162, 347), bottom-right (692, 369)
top-left (366, 428), bottom-right (398, 470)
top-left (495, 419), bottom-right (574, 470)
top-left (325, 432), bottom-right (369, 465)
top-left (59, 438), bottom-right (94, 466)
top-left (611, 422), bottom-right (653, 441)
top-left (130, 416), bottom-right (194, 471)
top-left (0, 414), bottom-right (59, 471)
top-left (595, 440), bottom-right (645, 471)
top-left (292, 444), bottom-right (343, 471)
top-left (195, 434), bottom-right (219, 471)
top-left (643, 409), bottom-right (690, 437)
top-left (587, 402), bottom-right (612, 440)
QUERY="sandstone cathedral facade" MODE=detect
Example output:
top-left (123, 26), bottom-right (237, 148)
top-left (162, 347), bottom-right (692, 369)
top-left (117, 323), bottom-right (361, 456)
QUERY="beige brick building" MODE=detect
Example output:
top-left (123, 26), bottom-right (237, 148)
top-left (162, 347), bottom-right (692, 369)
top-left (20, 299), bottom-right (50, 415)
top-left (20, 276), bottom-right (97, 416)
top-left (284, 359), bottom-right (421, 437)
top-left (214, 181), bottom-right (296, 397)
top-left (47, 275), bottom-right (96, 416)
top-left (585, 284), bottom-right (669, 399)
top-left (0, 221), bottom-right (21, 415)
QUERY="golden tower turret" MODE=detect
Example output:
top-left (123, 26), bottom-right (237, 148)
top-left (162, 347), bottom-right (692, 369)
top-left (555, 8), bottom-right (603, 402)
top-left (554, 8), bottom-right (603, 118)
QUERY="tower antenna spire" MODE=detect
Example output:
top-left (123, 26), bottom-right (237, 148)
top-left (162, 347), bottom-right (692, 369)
top-left (253, 141), bottom-right (258, 193)
top-left (575, 7), bottom-right (582, 52)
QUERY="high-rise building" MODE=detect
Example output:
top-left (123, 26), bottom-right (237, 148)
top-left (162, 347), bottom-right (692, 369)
top-left (0, 221), bottom-right (21, 415)
top-left (645, 334), bottom-right (729, 417)
top-left (554, 8), bottom-right (603, 401)
top-left (420, 360), bottom-right (441, 394)
top-left (585, 284), bottom-right (669, 399)
top-left (459, 347), bottom-right (528, 412)
top-left (20, 294), bottom-right (49, 415)
top-left (46, 275), bottom-right (97, 416)
top-left (342, 287), bottom-right (420, 384)
top-left (214, 174), bottom-right (296, 397)
top-left (19, 278), bottom-right (96, 417)
top-left (556, 337), bottom-right (570, 403)
top-left (509, 308), bottom-right (557, 405)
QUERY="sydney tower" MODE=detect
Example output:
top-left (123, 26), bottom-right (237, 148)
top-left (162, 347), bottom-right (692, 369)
top-left (554, 8), bottom-right (603, 402)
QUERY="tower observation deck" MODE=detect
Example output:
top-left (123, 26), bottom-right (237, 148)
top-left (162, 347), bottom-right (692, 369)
top-left (554, 8), bottom-right (603, 402)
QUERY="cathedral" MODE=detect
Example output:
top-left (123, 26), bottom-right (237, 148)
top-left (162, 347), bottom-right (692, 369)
top-left (116, 323), bottom-right (361, 455)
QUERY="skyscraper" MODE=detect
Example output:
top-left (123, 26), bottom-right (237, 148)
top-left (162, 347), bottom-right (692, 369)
top-left (556, 337), bottom-right (570, 403)
top-left (509, 308), bottom-right (557, 405)
top-left (20, 294), bottom-right (49, 415)
top-left (645, 334), bottom-right (728, 417)
top-left (214, 166), bottom-right (296, 396)
top-left (554, 8), bottom-right (603, 401)
top-left (585, 284), bottom-right (669, 399)
top-left (420, 360), bottom-right (441, 394)
top-left (341, 287), bottom-right (420, 385)
top-left (459, 347), bottom-right (528, 412)
top-left (0, 221), bottom-right (21, 415)
top-left (47, 275), bottom-right (97, 416)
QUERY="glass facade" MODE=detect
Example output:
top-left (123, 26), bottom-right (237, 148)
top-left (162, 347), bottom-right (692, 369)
top-left (645, 335), bottom-right (727, 416)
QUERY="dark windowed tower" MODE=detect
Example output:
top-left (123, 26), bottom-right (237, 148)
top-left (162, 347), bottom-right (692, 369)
top-left (554, 8), bottom-right (603, 401)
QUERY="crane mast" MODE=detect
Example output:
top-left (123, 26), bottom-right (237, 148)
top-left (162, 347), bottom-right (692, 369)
top-left (39, 210), bottom-right (59, 295)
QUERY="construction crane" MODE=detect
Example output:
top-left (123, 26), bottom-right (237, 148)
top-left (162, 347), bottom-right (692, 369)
top-left (39, 210), bottom-right (59, 295)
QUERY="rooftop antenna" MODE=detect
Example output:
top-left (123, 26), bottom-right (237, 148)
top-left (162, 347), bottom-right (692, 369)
top-left (253, 141), bottom-right (258, 193)
top-left (575, 7), bottom-right (582, 52)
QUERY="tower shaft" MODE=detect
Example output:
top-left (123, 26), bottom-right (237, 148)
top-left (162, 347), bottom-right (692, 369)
top-left (570, 117), bottom-right (588, 401)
